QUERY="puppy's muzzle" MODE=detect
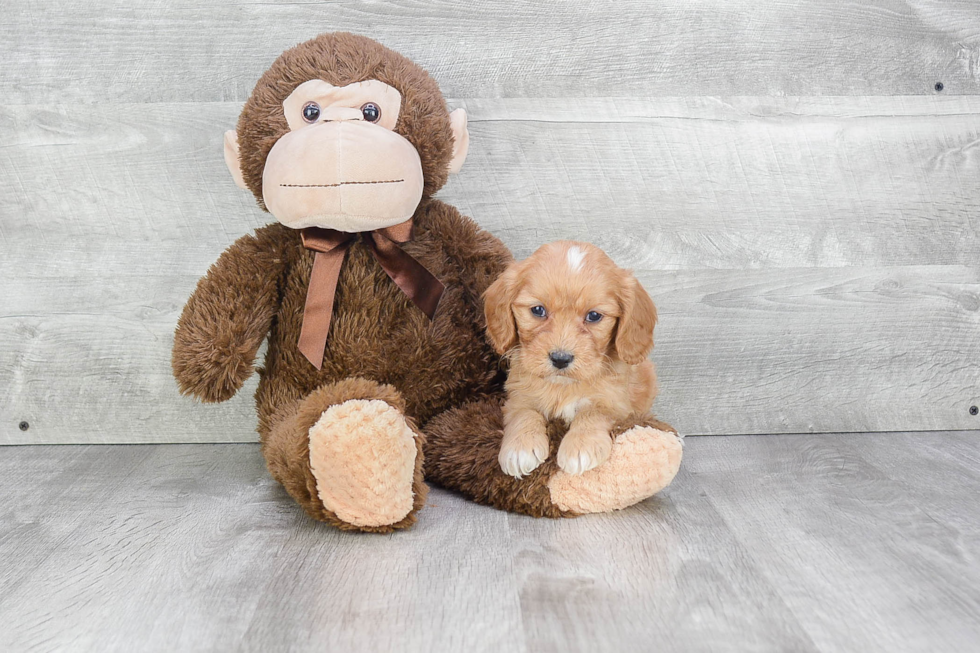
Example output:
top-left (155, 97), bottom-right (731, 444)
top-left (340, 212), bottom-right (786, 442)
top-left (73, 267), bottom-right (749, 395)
top-left (549, 350), bottom-right (574, 370)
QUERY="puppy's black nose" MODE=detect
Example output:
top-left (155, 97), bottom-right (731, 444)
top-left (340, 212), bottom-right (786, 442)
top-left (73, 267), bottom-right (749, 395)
top-left (549, 350), bottom-right (574, 369)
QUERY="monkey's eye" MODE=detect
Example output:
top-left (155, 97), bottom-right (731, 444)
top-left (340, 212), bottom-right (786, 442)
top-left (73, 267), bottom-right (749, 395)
top-left (530, 305), bottom-right (547, 318)
top-left (302, 102), bottom-right (321, 123)
top-left (360, 102), bottom-right (381, 123)
top-left (585, 311), bottom-right (603, 323)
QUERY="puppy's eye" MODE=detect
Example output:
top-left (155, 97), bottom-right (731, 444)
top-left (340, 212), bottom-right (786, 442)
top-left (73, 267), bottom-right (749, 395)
top-left (530, 305), bottom-right (547, 318)
top-left (585, 311), bottom-right (603, 323)
top-left (360, 102), bottom-right (381, 123)
top-left (302, 102), bottom-right (321, 123)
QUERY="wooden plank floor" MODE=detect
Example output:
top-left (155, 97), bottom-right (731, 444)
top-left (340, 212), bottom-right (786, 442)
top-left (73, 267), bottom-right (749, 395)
top-left (1, 432), bottom-right (979, 652)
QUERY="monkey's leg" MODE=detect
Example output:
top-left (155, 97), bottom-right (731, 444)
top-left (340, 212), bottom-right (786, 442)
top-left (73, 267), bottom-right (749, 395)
top-left (262, 378), bottom-right (426, 532)
top-left (548, 416), bottom-right (682, 514)
top-left (423, 396), bottom-right (681, 517)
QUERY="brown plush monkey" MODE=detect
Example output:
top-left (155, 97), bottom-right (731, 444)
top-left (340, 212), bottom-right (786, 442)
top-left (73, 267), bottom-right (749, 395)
top-left (172, 32), bottom-right (681, 532)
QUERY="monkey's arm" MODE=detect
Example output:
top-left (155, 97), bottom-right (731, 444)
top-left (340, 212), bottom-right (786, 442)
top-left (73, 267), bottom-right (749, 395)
top-left (172, 223), bottom-right (289, 402)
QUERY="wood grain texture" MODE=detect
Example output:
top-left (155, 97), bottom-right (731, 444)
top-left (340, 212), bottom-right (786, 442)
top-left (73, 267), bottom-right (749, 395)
top-left (2, 435), bottom-right (980, 652)
top-left (686, 433), bottom-right (980, 652)
top-left (2, 96), bottom-right (979, 442)
top-left (451, 96), bottom-right (980, 268)
top-left (652, 265), bottom-right (980, 435)
top-left (1, 0), bottom-right (979, 104)
top-left (507, 480), bottom-right (818, 652)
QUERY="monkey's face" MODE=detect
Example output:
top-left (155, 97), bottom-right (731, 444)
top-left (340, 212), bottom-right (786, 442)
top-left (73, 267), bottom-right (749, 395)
top-left (225, 39), bottom-right (470, 234)
top-left (259, 80), bottom-right (423, 231)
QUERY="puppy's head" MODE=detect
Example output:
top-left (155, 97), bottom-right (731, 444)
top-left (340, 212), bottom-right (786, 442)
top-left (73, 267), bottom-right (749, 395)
top-left (484, 241), bottom-right (657, 383)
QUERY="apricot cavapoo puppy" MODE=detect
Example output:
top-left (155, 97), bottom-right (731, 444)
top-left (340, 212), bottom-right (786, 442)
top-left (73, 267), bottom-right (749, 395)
top-left (484, 240), bottom-right (659, 479)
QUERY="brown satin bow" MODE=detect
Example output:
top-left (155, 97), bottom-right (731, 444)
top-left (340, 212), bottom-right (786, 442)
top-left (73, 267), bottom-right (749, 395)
top-left (298, 220), bottom-right (444, 369)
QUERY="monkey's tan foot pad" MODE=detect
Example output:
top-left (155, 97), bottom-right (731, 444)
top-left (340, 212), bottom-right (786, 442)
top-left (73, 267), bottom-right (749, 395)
top-left (548, 427), bottom-right (682, 514)
top-left (308, 399), bottom-right (417, 528)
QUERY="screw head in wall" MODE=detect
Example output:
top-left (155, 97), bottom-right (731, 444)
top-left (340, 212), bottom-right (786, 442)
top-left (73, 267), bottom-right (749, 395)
top-left (935, 82), bottom-right (944, 92)
top-left (971, 406), bottom-right (979, 416)
top-left (18, 421), bottom-right (29, 431)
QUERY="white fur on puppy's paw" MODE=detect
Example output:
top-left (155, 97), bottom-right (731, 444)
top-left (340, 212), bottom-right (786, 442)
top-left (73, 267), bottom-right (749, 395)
top-left (499, 434), bottom-right (549, 479)
top-left (557, 430), bottom-right (612, 475)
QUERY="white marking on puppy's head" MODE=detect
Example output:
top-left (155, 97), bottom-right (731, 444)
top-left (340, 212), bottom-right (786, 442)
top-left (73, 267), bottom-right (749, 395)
top-left (567, 246), bottom-right (585, 272)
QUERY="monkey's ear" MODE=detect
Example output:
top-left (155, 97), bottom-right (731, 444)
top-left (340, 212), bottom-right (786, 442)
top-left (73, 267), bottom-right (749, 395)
top-left (223, 130), bottom-right (249, 190)
top-left (448, 108), bottom-right (469, 174)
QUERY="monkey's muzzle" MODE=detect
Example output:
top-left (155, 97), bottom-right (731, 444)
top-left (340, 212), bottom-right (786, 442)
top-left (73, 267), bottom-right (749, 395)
top-left (262, 121), bottom-right (424, 232)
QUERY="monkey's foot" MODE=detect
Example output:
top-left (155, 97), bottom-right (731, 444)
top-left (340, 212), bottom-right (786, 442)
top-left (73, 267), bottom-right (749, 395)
top-left (548, 426), bottom-right (682, 514)
top-left (308, 399), bottom-right (418, 528)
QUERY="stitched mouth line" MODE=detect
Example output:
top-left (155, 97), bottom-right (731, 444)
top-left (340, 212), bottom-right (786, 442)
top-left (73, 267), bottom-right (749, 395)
top-left (280, 179), bottom-right (404, 188)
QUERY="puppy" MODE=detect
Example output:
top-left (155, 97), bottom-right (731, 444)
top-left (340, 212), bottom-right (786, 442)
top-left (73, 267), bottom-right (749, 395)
top-left (484, 241), bottom-right (659, 478)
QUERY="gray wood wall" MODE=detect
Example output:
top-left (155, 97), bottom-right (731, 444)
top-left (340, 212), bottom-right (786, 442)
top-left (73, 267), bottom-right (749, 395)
top-left (2, 0), bottom-right (979, 444)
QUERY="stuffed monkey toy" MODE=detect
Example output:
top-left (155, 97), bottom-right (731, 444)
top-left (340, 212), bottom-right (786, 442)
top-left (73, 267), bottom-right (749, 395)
top-left (172, 32), bottom-right (682, 532)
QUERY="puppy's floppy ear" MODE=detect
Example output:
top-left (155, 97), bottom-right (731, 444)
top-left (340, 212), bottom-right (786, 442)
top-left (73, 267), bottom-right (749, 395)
top-left (483, 262), bottom-right (522, 354)
top-left (615, 272), bottom-right (657, 365)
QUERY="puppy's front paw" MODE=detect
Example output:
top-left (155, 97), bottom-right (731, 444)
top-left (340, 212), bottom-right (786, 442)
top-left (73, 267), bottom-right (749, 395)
top-left (557, 430), bottom-right (612, 475)
top-left (499, 429), bottom-right (549, 479)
